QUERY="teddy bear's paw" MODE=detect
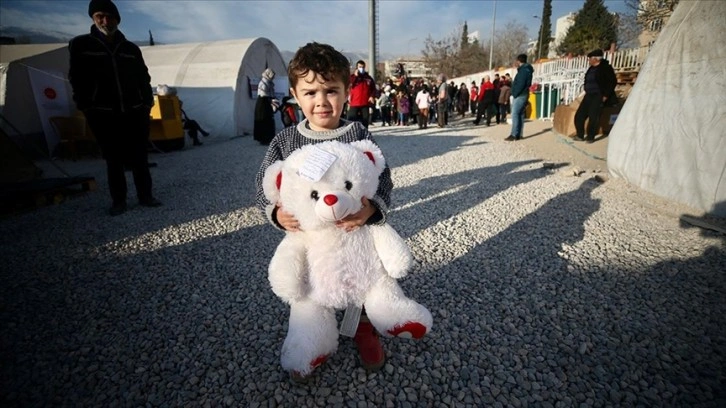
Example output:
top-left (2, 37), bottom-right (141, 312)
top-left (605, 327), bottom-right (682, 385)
top-left (290, 354), bottom-right (329, 384)
top-left (388, 322), bottom-right (428, 339)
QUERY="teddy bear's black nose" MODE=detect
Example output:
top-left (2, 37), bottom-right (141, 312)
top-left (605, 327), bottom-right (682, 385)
top-left (323, 195), bottom-right (338, 206)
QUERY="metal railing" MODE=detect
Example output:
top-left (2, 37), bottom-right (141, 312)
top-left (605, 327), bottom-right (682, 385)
top-left (449, 45), bottom-right (653, 120)
top-left (532, 45), bottom-right (653, 119)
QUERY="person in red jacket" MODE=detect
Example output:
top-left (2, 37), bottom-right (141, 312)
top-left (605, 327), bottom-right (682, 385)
top-left (347, 60), bottom-right (375, 128)
top-left (473, 76), bottom-right (495, 126)
top-left (469, 82), bottom-right (479, 116)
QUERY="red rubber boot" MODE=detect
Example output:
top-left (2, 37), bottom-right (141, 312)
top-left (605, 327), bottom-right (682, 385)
top-left (353, 315), bottom-right (385, 371)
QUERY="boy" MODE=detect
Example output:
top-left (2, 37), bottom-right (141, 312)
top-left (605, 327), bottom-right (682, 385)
top-left (254, 42), bottom-right (393, 379)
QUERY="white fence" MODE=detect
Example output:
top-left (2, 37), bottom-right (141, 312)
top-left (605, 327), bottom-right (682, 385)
top-left (450, 45), bottom-right (653, 120)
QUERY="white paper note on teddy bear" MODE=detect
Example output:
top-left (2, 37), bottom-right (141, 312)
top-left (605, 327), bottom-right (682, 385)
top-left (297, 145), bottom-right (338, 182)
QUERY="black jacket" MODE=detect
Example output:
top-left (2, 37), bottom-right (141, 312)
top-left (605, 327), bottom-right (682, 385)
top-left (68, 26), bottom-right (153, 113)
top-left (584, 59), bottom-right (617, 104)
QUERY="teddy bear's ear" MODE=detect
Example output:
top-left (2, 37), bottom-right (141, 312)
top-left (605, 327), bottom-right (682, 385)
top-left (262, 161), bottom-right (285, 203)
top-left (349, 140), bottom-right (386, 171)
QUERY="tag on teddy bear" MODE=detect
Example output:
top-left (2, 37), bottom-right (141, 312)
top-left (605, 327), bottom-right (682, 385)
top-left (297, 145), bottom-right (337, 182)
top-left (339, 305), bottom-right (362, 337)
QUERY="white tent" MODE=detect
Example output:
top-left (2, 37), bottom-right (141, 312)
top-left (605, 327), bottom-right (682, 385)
top-left (0, 44), bottom-right (73, 155)
top-left (607, 0), bottom-right (726, 217)
top-left (0, 37), bottom-right (288, 156)
top-left (141, 37), bottom-right (288, 138)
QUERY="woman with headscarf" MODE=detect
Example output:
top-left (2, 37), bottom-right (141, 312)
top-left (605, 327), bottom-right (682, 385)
top-left (456, 83), bottom-right (469, 118)
top-left (254, 68), bottom-right (277, 145)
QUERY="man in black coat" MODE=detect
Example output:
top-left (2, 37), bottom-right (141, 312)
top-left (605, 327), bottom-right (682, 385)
top-left (574, 49), bottom-right (617, 144)
top-left (69, 0), bottom-right (162, 216)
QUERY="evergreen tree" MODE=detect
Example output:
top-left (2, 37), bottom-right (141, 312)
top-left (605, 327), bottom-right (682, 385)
top-left (149, 30), bottom-right (155, 46)
top-left (461, 21), bottom-right (469, 51)
top-left (535, 0), bottom-right (553, 59)
top-left (557, 0), bottom-right (618, 56)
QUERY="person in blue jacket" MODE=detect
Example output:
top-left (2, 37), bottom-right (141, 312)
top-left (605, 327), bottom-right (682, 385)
top-left (506, 54), bottom-right (534, 141)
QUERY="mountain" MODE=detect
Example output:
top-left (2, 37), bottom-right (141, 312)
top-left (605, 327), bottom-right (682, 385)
top-left (0, 27), bottom-right (397, 62)
top-left (0, 26), bottom-right (70, 44)
top-left (0, 26), bottom-right (158, 46)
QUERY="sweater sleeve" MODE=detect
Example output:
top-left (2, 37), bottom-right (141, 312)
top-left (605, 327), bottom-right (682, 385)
top-left (255, 139), bottom-right (285, 227)
top-left (362, 131), bottom-right (392, 225)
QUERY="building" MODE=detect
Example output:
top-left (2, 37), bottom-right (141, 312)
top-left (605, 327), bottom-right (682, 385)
top-left (382, 58), bottom-right (434, 83)
top-left (637, 0), bottom-right (676, 47)
top-left (552, 12), bottom-right (575, 58)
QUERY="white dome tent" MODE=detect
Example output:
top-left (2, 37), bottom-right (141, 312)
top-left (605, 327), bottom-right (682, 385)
top-left (607, 0), bottom-right (726, 217)
top-left (141, 37), bottom-right (288, 138)
top-left (0, 44), bottom-right (73, 156)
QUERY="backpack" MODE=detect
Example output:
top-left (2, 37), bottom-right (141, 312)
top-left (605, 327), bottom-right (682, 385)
top-left (281, 104), bottom-right (297, 127)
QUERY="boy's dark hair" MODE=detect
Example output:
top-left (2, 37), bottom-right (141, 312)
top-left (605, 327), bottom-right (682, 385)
top-left (516, 54), bottom-right (528, 63)
top-left (288, 42), bottom-right (351, 90)
top-left (356, 59), bottom-right (365, 66)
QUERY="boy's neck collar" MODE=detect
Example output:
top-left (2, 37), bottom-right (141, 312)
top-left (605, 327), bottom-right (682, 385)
top-left (297, 119), bottom-right (354, 140)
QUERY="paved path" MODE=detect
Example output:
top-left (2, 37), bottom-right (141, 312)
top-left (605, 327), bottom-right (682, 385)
top-left (1, 118), bottom-right (724, 407)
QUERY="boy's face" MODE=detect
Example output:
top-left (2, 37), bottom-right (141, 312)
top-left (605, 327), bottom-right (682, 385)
top-left (290, 70), bottom-right (349, 132)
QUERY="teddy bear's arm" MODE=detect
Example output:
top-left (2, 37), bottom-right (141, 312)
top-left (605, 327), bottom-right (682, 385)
top-left (369, 224), bottom-right (413, 279)
top-left (268, 236), bottom-right (309, 303)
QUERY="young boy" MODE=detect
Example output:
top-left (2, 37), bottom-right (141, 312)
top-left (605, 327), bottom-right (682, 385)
top-left (254, 42), bottom-right (393, 378)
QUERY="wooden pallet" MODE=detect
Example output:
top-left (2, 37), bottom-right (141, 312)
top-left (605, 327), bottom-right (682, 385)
top-left (0, 176), bottom-right (97, 217)
top-left (616, 71), bottom-right (639, 86)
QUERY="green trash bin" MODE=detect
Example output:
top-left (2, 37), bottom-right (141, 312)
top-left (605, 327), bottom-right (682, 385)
top-left (539, 85), bottom-right (560, 118)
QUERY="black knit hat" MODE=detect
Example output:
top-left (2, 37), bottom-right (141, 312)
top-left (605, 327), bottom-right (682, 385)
top-left (587, 49), bottom-right (604, 58)
top-left (88, 0), bottom-right (121, 22)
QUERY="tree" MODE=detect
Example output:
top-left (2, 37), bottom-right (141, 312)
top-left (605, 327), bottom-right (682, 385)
top-left (615, 11), bottom-right (640, 48)
top-left (461, 21), bottom-right (469, 51)
top-left (534, 0), bottom-right (553, 60)
top-left (149, 30), bottom-right (155, 46)
top-left (422, 20), bottom-right (528, 78)
top-left (621, 0), bottom-right (678, 46)
top-left (557, 0), bottom-right (618, 56)
top-left (491, 21), bottom-right (529, 69)
top-left (422, 32), bottom-right (457, 79)
top-left (423, 24), bottom-right (488, 79)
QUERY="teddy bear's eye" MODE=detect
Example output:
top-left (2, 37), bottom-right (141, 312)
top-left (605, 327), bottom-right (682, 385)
top-left (345, 181), bottom-right (353, 191)
top-left (310, 191), bottom-right (319, 201)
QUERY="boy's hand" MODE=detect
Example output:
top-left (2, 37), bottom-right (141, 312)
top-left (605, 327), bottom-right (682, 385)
top-left (276, 205), bottom-right (301, 232)
top-left (336, 197), bottom-right (375, 232)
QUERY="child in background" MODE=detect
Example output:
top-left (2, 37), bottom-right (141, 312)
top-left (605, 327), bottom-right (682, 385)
top-left (397, 90), bottom-right (409, 126)
top-left (254, 42), bottom-right (394, 381)
top-left (415, 85), bottom-right (431, 129)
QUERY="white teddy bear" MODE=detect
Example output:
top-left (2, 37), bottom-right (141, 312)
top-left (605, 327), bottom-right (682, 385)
top-left (262, 140), bottom-right (433, 377)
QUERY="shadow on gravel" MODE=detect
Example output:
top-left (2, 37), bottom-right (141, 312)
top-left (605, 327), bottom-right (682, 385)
top-left (385, 179), bottom-right (604, 402)
top-left (522, 127), bottom-right (553, 140)
top-left (392, 159), bottom-right (545, 239)
top-left (0, 217), bottom-right (287, 406)
top-left (394, 178), bottom-right (726, 406)
top-left (374, 134), bottom-right (481, 170)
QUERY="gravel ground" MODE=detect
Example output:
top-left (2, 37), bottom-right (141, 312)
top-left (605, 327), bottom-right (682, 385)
top-left (1, 119), bottom-right (724, 407)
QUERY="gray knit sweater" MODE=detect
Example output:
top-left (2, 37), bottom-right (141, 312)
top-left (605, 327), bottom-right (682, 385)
top-left (255, 119), bottom-right (392, 228)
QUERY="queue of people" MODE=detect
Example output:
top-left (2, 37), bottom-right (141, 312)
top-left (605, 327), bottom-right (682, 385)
top-left (70, 0), bottom-right (610, 218)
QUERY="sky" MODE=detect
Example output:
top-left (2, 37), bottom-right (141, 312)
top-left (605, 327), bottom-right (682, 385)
top-left (0, 0), bottom-right (628, 56)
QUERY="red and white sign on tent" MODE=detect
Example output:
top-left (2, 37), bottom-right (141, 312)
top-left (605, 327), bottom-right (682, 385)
top-left (27, 68), bottom-right (71, 155)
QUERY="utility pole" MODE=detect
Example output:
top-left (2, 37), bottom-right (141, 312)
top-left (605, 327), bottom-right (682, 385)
top-left (488, 0), bottom-right (497, 70)
top-left (534, 15), bottom-right (543, 61)
top-left (369, 0), bottom-right (377, 82)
